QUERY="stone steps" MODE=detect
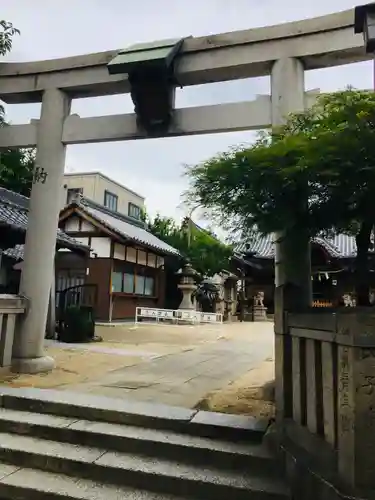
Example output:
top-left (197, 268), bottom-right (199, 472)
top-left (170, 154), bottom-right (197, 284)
top-left (0, 386), bottom-right (268, 440)
top-left (0, 387), bottom-right (289, 499)
top-left (0, 464), bottom-right (188, 500)
top-left (0, 408), bottom-right (276, 475)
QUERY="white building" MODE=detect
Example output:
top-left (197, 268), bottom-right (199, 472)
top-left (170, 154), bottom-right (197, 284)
top-left (63, 171), bottom-right (145, 220)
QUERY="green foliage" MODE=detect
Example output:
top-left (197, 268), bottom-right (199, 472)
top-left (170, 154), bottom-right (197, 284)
top-left (0, 21), bottom-right (20, 122)
top-left (185, 134), bottom-right (313, 238)
top-left (185, 89), bottom-right (375, 303)
top-left (146, 214), bottom-right (232, 277)
top-left (0, 20), bottom-right (34, 196)
top-left (186, 89), bottom-right (375, 237)
top-left (0, 148), bottom-right (35, 196)
top-left (0, 20), bottom-right (19, 56)
top-left (291, 90), bottom-right (375, 236)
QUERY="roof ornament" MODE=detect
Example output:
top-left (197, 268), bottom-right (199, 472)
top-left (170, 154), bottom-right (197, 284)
top-left (108, 38), bottom-right (187, 136)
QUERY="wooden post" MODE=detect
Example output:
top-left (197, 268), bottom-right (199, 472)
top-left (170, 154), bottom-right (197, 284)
top-left (321, 341), bottom-right (337, 447)
top-left (46, 258), bottom-right (56, 339)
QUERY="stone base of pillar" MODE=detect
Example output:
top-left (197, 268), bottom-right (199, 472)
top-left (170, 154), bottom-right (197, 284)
top-left (243, 310), bottom-right (253, 322)
top-left (11, 355), bottom-right (55, 374)
top-left (253, 305), bottom-right (268, 321)
top-left (226, 313), bottom-right (238, 322)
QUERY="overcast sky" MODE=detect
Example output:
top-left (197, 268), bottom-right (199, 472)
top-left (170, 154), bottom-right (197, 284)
top-left (1, 0), bottom-right (373, 223)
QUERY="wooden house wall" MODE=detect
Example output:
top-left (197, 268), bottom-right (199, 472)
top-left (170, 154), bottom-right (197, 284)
top-left (60, 212), bottom-right (169, 321)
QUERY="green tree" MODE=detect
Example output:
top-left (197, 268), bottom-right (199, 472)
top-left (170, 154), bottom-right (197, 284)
top-left (147, 214), bottom-right (232, 277)
top-left (0, 20), bottom-right (19, 56)
top-left (186, 89), bottom-right (375, 305)
top-left (0, 20), bottom-right (20, 122)
top-left (0, 20), bottom-right (35, 196)
top-left (0, 149), bottom-right (35, 196)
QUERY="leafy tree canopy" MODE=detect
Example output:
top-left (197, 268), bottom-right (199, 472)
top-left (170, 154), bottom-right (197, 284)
top-left (0, 20), bottom-right (34, 196)
top-left (0, 20), bottom-right (19, 56)
top-left (0, 20), bottom-right (20, 121)
top-left (0, 149), bottom-right (35, 197)
top-left (146, 214), bottom-right (232, 277)
top-left (185, 89), bottom-right (375, 303)
top-left (186, 89), bottom-right (375, 238)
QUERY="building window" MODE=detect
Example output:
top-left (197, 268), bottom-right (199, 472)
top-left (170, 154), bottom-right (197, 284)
top-left (104, 191), bottom-right (118, 212)
top-left (123, 273), bottom-right (135, 293)
top-left (135, 275), bottom-right (145, 295)
top-left (144, 276), bottom-right (154, 296)
top-left (111, 271), bottom-right (123, 292)
top-left (67, 188), bottom-right (83, 204)
top-left (128, 202), bottom-right (141, 220)
top-left (111, 263), bottom-right (155, 296)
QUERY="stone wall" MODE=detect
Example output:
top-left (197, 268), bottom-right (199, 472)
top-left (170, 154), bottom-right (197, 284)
top-left (273, 308), bottom-right (375, 498)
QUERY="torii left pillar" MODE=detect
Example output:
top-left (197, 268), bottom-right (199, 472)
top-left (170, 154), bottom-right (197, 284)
top-left (12, 88), bottom-right (71, 373)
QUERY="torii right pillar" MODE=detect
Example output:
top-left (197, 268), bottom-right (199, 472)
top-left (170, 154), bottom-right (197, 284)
top-left (271, 58), bottom-right (313, 423)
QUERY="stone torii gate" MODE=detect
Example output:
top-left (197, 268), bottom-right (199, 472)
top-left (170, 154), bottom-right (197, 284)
top-left (0, 8), bottom-right (371, 378)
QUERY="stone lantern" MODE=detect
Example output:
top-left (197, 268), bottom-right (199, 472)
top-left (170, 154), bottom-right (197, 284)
top-left (223, 272), bottom-right (239, 321)
top-left (210, 274), bottom-right (225, 316)
top-left (176, 262), bottom-right (197, 310)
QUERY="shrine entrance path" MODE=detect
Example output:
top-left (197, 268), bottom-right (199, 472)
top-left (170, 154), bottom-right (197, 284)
top-left (0, 321), bottom-right (274, 410)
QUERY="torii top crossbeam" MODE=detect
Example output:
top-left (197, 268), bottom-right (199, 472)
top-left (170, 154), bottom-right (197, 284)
top-left (0, 8), bottom-right (371, 105)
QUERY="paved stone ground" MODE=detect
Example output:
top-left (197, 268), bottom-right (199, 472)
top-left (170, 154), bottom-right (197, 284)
top-left (1, 321), bottom-right (274, 409)
top-left (67, 321), bottom-right (274, 407)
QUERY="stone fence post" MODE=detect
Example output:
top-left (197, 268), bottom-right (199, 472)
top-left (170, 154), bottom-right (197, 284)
top-left (336, 310), bottom-right (375, 490)
top-left (274, 308), bottom-right (375, 496)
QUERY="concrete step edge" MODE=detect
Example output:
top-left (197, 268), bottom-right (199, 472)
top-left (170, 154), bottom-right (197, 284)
top-left (0, 432), bottom-right (289, 499)
top-left (0, 462), bottom-right (188, 500)
top-left (0, 408), bottom-right (276, 473)
top-left (0, 387), bottom-right (268, 440)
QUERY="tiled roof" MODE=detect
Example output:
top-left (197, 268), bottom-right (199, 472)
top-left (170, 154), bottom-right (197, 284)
top-left (2, 245), bottom-right (81, 262)
top-left (3, 245), bottom-right (25, 261)
top-left (236, 235), bottom-right (274, 258)
top-left (70, 198), bottom-right (180, 257)
top-left (0, 188), bottom-right (29, 209)
top-left (329, 234), bottom-right (357, 257)
top-left (235, 233), bottom-right (363, 259)
top-left (0, 187), bottom-right (89, 253)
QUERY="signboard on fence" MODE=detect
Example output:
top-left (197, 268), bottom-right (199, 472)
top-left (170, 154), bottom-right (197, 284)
top-left (138, 308), bottom-right (174, 319)
top-left (135, 307), bottom-right (222, 325)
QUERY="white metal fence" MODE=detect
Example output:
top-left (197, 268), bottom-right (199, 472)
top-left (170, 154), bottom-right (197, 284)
top-left (135, 307), bottom-right (223, 325)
